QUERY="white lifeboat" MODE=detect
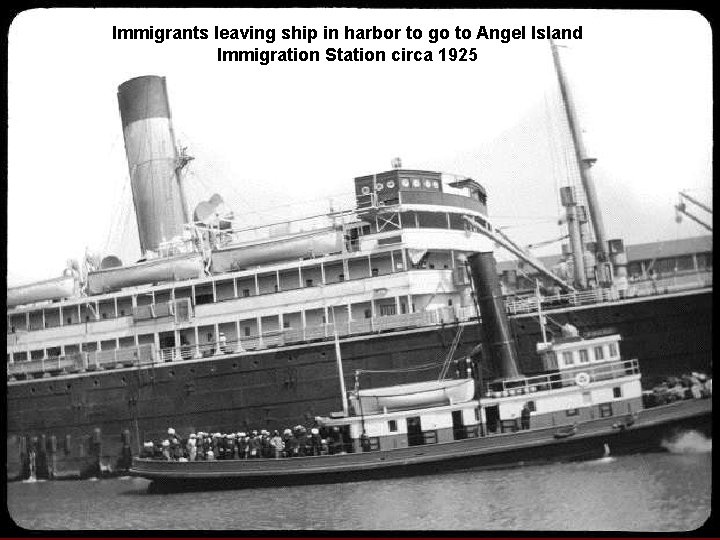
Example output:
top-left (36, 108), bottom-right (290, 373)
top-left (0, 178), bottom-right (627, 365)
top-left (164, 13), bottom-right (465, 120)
top-left (349, 378), bottom-right (475, 415)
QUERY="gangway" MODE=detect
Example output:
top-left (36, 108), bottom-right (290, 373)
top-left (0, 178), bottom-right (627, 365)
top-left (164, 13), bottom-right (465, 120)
top-left (462, 215), bottom-right (576, 293)
top-left (675, 191), bottom-right (712, 232)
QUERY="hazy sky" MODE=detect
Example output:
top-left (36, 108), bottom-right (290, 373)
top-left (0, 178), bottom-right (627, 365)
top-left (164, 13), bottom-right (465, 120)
top-left (8, 9), bottom-right (712, 286)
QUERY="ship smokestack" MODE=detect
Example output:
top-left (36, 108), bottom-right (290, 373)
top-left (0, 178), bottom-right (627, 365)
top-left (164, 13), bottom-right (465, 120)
top-left (468, 252), bottom-right (521, 379)
top-left (117, 75), bottom-right (187, 254)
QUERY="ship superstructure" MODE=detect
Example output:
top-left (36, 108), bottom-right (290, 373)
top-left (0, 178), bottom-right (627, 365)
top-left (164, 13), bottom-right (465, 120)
top-left (7, 160), bottom-right (498, 374)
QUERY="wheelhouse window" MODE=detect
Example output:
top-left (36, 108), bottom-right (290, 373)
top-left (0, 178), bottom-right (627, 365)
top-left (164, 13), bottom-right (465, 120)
top-left (594, 346), bottom-right (605, 361)
top-left (566, 408), bottom-right (579, 417)
top-left (608, 342), bottom-right (618, 358)
top-left (613, 387), bottom-right (622, 398)
top-left (562, 351), bottom-right (574, 366)
top-left (388, 420), bottom-right (398, 433)
top-left (578, 349), bottom-right (589, 363)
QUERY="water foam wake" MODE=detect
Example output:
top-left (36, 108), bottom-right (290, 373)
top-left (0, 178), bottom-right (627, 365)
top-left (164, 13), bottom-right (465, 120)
top-left (661, 430), bottom-right (712, 454)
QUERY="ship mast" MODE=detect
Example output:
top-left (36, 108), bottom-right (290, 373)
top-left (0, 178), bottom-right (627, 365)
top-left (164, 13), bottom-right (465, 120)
top-left (550, 40), bottom-right (612, 286)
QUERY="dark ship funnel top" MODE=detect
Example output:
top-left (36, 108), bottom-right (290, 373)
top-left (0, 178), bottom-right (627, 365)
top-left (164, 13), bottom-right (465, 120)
top-left (117, 75), bottom-right (171, 128)
top-left (468, 252), bottom-right (522, 380)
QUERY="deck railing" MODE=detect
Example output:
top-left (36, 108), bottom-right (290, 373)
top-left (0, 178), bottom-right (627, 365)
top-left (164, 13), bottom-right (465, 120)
top-left (504, 270), bottom-right (712, 315)
top-left (483, 358), bottom-right (640, 398)
top-left (6, 268), bottom-right (711, 380)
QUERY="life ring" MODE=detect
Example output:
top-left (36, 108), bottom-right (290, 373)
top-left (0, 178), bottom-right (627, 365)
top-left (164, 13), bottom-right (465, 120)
top-left (575, 372), bottom-right (591, 387)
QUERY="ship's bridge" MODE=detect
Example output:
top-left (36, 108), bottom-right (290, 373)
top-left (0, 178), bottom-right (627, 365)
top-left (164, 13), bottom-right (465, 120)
top-left (354, 169), bottom-right (487, 215)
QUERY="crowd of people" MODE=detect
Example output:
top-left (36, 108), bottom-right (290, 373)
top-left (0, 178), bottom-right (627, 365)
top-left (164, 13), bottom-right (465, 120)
top-left (644, 371), bottom-right (712, 407)
top-left (140, 424), bottom-right (351, 461)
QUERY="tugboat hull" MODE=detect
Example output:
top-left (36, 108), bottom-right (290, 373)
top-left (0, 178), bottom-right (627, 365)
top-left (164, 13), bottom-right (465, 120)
top-left (134, 398), bottom-right (711, 492)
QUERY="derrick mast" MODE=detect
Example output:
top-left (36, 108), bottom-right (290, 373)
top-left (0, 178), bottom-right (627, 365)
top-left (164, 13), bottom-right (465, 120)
top-left (550, 41), bottom-right (617, 287)
top-left (117, 75), bottom-right (189, 255)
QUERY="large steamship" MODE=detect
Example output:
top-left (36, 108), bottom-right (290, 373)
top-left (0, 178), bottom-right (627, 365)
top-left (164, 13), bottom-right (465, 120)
top-left (6, 44), bottom-right (712, 479)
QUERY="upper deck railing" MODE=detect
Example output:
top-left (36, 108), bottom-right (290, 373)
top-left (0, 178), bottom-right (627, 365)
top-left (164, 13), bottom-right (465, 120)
top-left (6, 270), bottom-right (712, 381)
top-left (483, 358), bottom-right (640, 398)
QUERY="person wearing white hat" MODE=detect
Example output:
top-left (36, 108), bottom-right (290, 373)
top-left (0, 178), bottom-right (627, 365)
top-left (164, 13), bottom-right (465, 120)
top-left (270, 430), bottom-right (284, 458)
top-left (238, 434), bottom-right (248, 459)
top-left (161, 439), bottom-right (171, 461)
top-left (248, 431), bottom-right (261, 458)
top-left (186, 436), bottom-right (197, 462)
top-left (141, 441), bottom-right (154, 458)
top-left (310, 428), bottom-right (322, 456)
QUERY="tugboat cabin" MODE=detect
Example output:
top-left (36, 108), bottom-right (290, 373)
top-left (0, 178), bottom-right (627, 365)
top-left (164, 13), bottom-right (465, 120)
top-left (319, 333), bottom-right (643, 452)
top-left (321, 390), bottom-right (482, 453)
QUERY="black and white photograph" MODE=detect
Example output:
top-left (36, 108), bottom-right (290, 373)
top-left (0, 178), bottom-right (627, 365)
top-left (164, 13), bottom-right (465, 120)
top-left (6, 7), bottom-right (712, 532)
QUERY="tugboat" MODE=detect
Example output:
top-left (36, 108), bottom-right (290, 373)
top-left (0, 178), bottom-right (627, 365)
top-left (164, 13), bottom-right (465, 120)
top-left (130, 252), bottom-right (712, 491)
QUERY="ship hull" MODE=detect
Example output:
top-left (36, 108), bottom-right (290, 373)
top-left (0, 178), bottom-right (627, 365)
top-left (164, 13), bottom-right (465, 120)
top-left (6, 289), bottom-right (712, 480)
top-left (133, 398), bottom-right (711, 492)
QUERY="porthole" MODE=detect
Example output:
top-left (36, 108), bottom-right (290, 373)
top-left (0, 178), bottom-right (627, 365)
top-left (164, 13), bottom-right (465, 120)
top-left (93, 380), bottom-right (99, 387)
top-left (424, 179), bottom-right (432, 188)
top-left (412, 179), bottom-right (420, 187)
top-left (401, 179), bottom-right (410, 188)
top-left (66, 383), bottom-right (72, 390)
top-left (233, 363), bottom-right (238, 369)
top-left (30, 387), bottom-right (36, 394)
top-left (432, 180), bottom-right (439, 189)
top-left (361, 186), bottom-right (370, 195)
top-left (253, 360), bottom-right (259, 367)
top-left (386, 180), bottom-right (395, 189)
top-left (375, 183), bottom-right (383, 191)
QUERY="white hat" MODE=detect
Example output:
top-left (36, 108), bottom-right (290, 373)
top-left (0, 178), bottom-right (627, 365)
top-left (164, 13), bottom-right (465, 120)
top-left (162, 440), bottom-right (170, 447)
top-left (238, 432), bottom-right (246, 437)
top-left (189, 433), bottom-right (196, 439)
top-left (168, 428), bottom-right (175, 435)
top-left (228, 433), bottom-right (236, 439)
top-left (311, 428), bottom-right (319, 435)
top-left (321, 439), bottom-right (327, 444)
top-left (143, 441), bottom-right (153, 448)
top-left (284, 429), bottom-right (292, 435)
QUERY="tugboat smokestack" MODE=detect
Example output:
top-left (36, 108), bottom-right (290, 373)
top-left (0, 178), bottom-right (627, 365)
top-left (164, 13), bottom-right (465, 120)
top-left (468, 252), bottom-right (521, 379)
top-left (117, 75), bottom-right (187, 254)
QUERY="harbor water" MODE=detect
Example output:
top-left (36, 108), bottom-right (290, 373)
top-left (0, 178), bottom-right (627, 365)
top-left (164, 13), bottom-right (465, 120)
top-left (7, 432), bottom-right (711, 532)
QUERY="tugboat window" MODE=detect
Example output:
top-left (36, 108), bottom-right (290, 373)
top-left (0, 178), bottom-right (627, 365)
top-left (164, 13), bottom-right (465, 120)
top-left (613, 387), bottom-right (622, 398)
top-left (599, 402), bottom-right (613, 417)
top-left (562, 352), bottom-right (574, 366)
top-left (578, 350), bottom-right (589, 363)
top-left (566, 408), bottom-right (579, 416)
top-left (388, 420), bottom-right (397, 432)
top-left (608, 343), bottom-right (618, 357)
top-left (594, 346), bottom-right (605, 360)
